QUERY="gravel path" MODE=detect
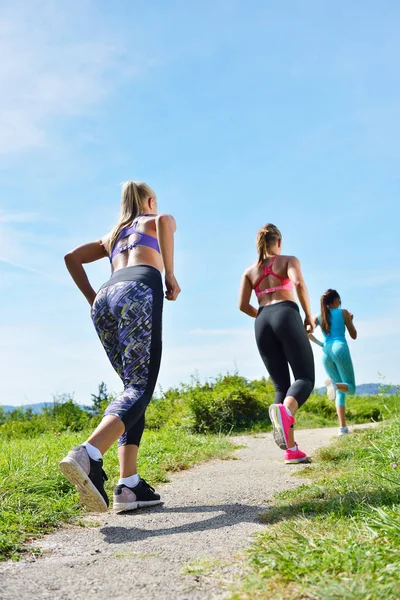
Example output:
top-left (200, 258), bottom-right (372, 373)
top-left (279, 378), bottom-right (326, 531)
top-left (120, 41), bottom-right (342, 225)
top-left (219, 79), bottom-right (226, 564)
top-left (0, 425), bottom-right (370, 600)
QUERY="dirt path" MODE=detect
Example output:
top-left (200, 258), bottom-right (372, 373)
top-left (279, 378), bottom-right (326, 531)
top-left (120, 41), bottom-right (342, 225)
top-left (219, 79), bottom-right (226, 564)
top-left (0, 425), bottom-right (370, 600)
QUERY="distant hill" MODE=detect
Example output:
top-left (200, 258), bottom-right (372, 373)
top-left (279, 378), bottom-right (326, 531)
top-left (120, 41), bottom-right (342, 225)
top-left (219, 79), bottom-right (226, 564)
top-left (0, 402), bottom-right (88, 413)
top-left (317, 383), bottom-right (398, 396)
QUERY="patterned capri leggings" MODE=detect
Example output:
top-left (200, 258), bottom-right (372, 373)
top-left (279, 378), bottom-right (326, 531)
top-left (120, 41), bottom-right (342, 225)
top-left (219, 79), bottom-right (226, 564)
top-left (91, 265), bottom-right (163, 447)
top-left (322, 341), bottom-right (355, 406)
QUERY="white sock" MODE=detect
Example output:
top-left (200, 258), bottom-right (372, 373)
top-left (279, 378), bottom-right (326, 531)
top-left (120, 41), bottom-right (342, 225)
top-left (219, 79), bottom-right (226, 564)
top-left (285, 407), bottom-right (292, 416)
top-left (83, 442), bottom-right (103, 461)
top-left (118, 474), bottom-right (140, 488)
top-left (289, 444), bottom-right (297, 452)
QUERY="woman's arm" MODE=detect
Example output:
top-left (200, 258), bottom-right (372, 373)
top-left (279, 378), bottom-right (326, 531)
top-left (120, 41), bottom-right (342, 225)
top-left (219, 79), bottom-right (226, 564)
top-left (64, 240), bottom-right (108, 306)
top-left (156, 214), bottom-right (181, 301)
top-left (308, 333), bottom-right (324, 347)
top-left (238, 272), bottom-right (258, 318)
top-left (343, 309), bottom-right (357, 339)
top-left (308, 315), bottom-right (323, 346)
top-left (287, 256), bottom-right (314, 332)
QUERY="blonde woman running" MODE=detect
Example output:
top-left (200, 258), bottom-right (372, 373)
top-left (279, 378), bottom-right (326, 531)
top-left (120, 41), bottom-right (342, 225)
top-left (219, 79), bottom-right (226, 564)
top-left (60, 181), bottom-right (180, 512)
top-left (309, 289), bottom-right (357, 436)
top-left (239, 224), bottom-right (315, 464)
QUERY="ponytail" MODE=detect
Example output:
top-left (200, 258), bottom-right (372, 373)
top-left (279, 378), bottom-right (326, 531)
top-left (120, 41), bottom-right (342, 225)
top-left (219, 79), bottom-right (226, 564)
top-left (108, 180), bottom-right (156, 253)
top-left (256, 224), bottom-right (282, 265)
top-left (320, 289), bottom-right (340, 334)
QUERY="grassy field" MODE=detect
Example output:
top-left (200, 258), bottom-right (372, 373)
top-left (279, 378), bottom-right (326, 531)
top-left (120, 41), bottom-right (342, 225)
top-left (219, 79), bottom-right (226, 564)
top-left (1, 374), bottom-right (398, 566)
top-left (232, 417), bottom-right (400, 600)
top-left (0, 426), bottom-right (234, 561)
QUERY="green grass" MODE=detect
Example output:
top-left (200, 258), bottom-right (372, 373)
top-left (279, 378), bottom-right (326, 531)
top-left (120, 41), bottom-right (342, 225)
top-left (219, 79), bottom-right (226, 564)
top-left (0, 426), bottom-right (234, 561)
top-left (295, 393), bottom-right (399, 429)
top-left (232, 420), bottom-right (400, 600)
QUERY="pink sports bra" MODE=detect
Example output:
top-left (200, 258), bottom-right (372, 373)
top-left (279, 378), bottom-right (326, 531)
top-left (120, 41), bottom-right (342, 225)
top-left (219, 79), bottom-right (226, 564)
top-left (254, 256), bottom-right (294, 298)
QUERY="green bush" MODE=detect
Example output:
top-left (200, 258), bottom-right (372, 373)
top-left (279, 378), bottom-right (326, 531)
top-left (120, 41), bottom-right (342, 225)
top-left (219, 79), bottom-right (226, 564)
top-left (0, 397), bottom-right (93, 440)
top-left (145, 387), bottom-right (193, 430)
top-left (187, 374), bottom-right (271, 433)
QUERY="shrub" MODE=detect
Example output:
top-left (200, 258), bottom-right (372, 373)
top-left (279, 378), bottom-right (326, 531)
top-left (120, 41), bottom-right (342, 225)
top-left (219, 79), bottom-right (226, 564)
top-left (187, 374), bottom-right (271, 433)
top-left (145, 387), bottom-right (193, 430)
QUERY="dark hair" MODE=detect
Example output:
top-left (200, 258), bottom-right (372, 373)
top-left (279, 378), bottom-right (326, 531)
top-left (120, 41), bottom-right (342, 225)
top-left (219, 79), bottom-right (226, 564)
top-left (256, 224), bottom-right (282, 265)
top-left (320, 289), bottom-right (341, 334)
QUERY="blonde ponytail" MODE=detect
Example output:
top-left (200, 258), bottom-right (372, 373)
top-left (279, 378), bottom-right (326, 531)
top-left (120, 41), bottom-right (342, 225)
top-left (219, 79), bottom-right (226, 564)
top-left (108, 180), bottom-right (156, 253)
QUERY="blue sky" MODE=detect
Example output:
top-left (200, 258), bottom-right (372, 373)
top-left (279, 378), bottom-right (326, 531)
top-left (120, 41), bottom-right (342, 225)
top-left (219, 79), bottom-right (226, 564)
top-left (0, 0), bottom-right (399, 406)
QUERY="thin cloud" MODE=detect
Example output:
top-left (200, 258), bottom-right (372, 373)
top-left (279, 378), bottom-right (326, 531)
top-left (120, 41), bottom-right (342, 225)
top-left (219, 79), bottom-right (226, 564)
top-left (356, 315), bottom-right (400, 339)
top-left (0, 2), bottom-right (141, 155)
top-left (0, 212), bottom-right (39, 223)
top-left (190, 328), bottom-right (249, 336)
top-left (0, 256), bottom-right (64, 283)
top-left (352, 271), bottom-right (400, 287)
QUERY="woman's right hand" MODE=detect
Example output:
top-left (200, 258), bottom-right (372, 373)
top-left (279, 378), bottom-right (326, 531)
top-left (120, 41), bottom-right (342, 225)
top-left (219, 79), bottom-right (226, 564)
top-left (165, 272), bottom-right (181, 301)
top-left (304, 315), bottom-right (315, 333)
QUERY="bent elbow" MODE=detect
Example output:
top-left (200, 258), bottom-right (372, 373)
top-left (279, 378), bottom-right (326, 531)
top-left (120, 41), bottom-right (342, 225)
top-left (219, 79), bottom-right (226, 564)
top-left (64, 251), bottom-right (78, 268)
top-left (239, 302), bottom-right (249, 314)
top-left (64, 251), bottom-right (73, 264)
top-left (351, 332), bottom-right (357, 340)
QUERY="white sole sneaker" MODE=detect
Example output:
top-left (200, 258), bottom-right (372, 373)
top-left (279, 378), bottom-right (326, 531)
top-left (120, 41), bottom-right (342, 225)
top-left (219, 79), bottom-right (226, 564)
top-left (338, 428), bottom-right (350, 436)
top-left (325, 378), bottom-right (336, 401)
top-left (284, 456), bottom-right (308, 464)
top-left (113, 499), bottom-right (162, 513)
top-left (268, 404), bottom-right (288, 450)
top-left (59, 456), bottom-right (108, 513)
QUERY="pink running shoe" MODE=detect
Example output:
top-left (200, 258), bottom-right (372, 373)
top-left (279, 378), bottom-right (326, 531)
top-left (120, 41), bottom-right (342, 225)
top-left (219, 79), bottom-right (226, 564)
top-left (284, 444), bottom-right (307, 464)
top-left (269, 403), bottom-right (295, 450)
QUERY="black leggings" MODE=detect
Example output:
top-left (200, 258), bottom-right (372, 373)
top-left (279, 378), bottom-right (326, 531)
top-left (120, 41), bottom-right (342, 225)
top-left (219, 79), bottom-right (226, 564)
top-left (91, 265), bottom-right (163, 447)
top-left (255, 301), bottom-right (315, 407)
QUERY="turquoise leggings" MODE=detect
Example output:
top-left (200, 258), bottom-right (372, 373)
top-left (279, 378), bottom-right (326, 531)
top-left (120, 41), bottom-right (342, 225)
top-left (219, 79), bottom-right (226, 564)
top-left (322, 341), bottom-right (355, 406)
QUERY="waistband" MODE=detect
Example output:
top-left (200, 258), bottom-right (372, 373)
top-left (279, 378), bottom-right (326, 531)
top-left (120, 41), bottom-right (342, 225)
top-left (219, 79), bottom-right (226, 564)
top-left (100, 265), bottom-right (163, 292)
top-left (257, 300), bottom-right (299, 315)
top-left (324, 337), bottom-right (347, 346)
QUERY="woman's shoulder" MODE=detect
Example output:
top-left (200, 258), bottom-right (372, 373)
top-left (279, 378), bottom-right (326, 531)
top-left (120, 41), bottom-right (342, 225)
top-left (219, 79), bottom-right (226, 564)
top-left (243, 262), bottom-right (263, 284)
top-left (155, 212), bottom-right (175, 220)
top-left (155, 213), bottom-right (176, 229)
top-left (100, 232), bottom-right (112, 255)
top-left (279, 254), bottom-right (299, 263)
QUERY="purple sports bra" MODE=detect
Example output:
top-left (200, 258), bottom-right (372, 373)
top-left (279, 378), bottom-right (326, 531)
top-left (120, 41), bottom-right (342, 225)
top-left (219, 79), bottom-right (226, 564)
top-left (109, 214), bottom-right (160, 263)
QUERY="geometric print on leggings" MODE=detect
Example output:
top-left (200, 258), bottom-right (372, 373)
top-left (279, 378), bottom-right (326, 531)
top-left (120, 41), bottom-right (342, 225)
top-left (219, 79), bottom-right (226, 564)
top-left (91, 280), bottom-right (153, 426)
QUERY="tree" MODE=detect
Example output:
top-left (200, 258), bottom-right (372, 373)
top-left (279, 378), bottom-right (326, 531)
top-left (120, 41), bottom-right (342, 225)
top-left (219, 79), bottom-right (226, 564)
top-left (90, 382), bottom-right (109, 416)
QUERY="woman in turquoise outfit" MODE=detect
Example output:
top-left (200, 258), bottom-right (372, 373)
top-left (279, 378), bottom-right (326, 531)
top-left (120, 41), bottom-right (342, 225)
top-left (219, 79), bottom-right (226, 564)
top-left (309, 289), bottom-right (357, 436)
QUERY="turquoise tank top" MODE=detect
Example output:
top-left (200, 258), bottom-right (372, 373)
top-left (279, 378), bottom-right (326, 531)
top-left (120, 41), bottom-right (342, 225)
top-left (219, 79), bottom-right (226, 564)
top-left (318, 308), bottom-right (346, 344)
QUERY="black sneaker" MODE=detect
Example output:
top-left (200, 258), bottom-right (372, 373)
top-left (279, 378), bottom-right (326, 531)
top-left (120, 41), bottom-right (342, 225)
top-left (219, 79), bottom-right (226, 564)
top-left (59, 445), bottom-right (109, 512)
top-left (113, 477), bottom-right (161, 512)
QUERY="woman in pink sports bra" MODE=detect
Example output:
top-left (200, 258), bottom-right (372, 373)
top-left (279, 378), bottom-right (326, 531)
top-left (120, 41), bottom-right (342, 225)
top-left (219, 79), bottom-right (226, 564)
top-left (239, 223), bottom-right (315, 464)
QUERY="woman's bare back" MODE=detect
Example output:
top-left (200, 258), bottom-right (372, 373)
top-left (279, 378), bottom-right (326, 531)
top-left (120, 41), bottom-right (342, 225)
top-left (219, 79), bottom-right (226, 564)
top-left (246, 255), bottom-right (296, 307)
top-left (103, 215), bottom-right (164, 274)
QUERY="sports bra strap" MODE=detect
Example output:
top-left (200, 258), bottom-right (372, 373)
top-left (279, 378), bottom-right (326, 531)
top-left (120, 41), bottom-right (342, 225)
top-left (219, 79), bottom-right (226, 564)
top-left (109, 214), bottom-right (160, 262)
